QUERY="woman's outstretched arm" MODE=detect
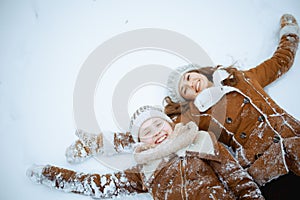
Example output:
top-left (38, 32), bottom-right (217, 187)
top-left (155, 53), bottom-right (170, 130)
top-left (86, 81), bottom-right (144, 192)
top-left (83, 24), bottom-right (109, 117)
top-left (246, 14), bottom-right (299, 88)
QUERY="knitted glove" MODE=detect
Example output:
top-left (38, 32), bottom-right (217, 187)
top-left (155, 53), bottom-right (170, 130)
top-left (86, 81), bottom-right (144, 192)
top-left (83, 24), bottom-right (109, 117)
top-left (26, 164), bottom-right (46, 184)
top-left (280, 14), bottom-right (299, 38)
top-left (65, 130), bottom-right (103, 164)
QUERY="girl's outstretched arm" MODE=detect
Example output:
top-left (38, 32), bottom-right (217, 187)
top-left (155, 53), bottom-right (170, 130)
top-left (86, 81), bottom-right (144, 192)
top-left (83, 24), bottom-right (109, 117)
top-left (27, 164), bottom-right (147, 199)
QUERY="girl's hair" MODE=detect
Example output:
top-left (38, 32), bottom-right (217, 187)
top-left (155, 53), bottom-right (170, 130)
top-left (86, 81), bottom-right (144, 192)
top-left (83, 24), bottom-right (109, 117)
top-left (164, 65), bottom-right (236, 120)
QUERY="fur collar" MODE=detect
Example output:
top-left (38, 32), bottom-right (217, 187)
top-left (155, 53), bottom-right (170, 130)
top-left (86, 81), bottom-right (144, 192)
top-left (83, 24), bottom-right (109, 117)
top-left (134, 122), bottom-right (220, 182)
top-left (194, 69), bottom-right (239, 112)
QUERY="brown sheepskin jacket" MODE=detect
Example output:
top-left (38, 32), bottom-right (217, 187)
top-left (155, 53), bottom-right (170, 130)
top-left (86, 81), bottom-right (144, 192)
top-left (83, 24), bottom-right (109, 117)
top-left (41, 123), bottom-right (264, 199)
top-left (65, 32), bottom-right (299, 188)
top-left (173, 33), bottom-right (300, 186)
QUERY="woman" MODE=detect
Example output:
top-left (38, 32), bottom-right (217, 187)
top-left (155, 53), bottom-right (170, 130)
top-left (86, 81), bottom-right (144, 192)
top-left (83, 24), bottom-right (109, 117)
top-left (163, 14), bottom-right (300, 200)
top-left (164, 13), bottom-right (300, 186)
top-left (27, 106), bottom-right (264, 200)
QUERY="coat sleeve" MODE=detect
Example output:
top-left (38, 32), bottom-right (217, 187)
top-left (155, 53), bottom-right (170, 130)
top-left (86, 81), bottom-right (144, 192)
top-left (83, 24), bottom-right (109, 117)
top-left (40, 165), bottom-right (147, 199)
top-left (245, 33), bottom-right (299, 88)
top-left (113, 132), bottom-right (136, 153)
top-left (210, 143), bottom-right (265, 200)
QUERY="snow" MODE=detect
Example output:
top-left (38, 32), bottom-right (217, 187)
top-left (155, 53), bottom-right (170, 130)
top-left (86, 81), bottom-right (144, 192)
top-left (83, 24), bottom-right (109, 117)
top-left (0, 0), bottom-right (300, 199)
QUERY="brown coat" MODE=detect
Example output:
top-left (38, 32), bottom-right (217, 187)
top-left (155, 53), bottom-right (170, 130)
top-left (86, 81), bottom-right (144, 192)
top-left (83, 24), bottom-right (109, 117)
top-left (41, 128), bottom-right (264, 200)
top-left (176, 33), bottom-right (300, 186)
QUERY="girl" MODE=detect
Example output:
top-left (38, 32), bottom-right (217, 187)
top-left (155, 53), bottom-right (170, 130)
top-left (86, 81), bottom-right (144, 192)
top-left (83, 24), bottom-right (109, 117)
top-left (27, 106), bottom-right (264, 200)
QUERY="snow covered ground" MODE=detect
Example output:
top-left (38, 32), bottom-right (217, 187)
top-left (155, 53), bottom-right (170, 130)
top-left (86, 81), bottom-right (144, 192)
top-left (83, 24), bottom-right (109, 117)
top-left (1, 0), bottom-right (300, 199)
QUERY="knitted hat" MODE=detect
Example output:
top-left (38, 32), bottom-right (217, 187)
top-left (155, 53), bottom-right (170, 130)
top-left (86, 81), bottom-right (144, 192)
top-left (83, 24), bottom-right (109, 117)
top-left (129, 105), bottom-right (173, 142)
top-left (167, 64), bottom-right (199, 103)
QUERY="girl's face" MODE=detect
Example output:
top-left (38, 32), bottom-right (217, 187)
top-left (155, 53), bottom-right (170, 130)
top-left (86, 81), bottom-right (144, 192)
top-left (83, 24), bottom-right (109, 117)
top-left (179, 71), bottom-right (212, 100)
top-left (139, 117), bottom-right (173, 146)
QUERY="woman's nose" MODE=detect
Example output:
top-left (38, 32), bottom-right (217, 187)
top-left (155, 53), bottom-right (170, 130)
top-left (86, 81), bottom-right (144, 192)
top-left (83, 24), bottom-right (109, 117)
top-left (188, 80), bottom-right (194, 88)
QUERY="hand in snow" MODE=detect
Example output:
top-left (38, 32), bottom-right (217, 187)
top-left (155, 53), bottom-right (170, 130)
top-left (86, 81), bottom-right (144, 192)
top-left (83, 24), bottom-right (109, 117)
top-left (65, 130), bottom-right (103, 164)
top-left (280, 14), bottom-right (298, 28)
top-left (26, 164), bottom-right (46, 184)
top-left (280, 14), bottom-right (299, 38)
top-left (75, 129), bottom-right (103, 153)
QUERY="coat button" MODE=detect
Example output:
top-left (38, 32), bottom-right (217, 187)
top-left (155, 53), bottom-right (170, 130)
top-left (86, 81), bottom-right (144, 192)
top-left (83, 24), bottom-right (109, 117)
top-left (240, 132), bottom-right (247, 139)
top-left (226, 117), bottom-right (232, 124)
top-left (273, 135), bottom-right (281, 143)
top-left (243, 97), bottom-right (250, 104)
top-left (255, 153), bottom-right (263, 159)
top-left (258, 115), bottom-right (265, 122)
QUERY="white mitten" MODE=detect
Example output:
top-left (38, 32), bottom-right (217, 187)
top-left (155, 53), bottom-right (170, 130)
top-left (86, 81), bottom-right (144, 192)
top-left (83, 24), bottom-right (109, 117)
top-left (65, 130), bottom-right (103, 164)
top-left (75, 129), bottom-right (103, 155)
top-left (26, 164), bottom-right (46, 184)
top-left (280, 14), bottom-right (299, 38)
top-left (171, 121), bottom-right (198, 139)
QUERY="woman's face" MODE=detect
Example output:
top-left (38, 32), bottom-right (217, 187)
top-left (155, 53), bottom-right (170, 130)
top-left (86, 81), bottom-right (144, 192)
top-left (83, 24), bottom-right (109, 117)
top-left (179, 71), bottom-right (211, 100)
top-left (139, 117), bottom-right (173, 146)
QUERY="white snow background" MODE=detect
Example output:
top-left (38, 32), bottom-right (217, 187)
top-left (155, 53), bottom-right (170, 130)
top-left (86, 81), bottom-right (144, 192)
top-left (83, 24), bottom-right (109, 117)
top-left (1, 0), bottom-right (300, 199)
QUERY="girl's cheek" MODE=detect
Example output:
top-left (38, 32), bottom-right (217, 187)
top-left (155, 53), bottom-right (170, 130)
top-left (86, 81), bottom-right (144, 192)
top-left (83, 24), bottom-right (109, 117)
top-left (162, 126), bottom-right (173, 135)
top-left (141, 137), bottom-right (155, 145)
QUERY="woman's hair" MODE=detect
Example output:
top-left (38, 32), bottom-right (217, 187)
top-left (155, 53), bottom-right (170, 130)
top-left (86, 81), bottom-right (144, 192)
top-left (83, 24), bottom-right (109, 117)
top-left (164, 65), bottom-right (235, 120)
top-left (187, 66), bottom-right (219, 82)
top-left (164, 96), bottom-right (190, 121)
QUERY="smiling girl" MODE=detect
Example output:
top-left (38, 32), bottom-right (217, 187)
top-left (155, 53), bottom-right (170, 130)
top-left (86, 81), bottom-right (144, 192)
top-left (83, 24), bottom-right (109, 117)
top-left (27, 106), bottom-right (264, 200)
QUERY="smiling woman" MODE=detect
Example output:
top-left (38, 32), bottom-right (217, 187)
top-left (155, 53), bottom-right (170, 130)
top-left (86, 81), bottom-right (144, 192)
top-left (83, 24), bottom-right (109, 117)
top-left (164, 13), bottom-right (300, 200)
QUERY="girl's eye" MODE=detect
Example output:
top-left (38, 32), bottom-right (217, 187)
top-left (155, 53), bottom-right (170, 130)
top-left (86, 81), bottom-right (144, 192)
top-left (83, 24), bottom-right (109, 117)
top-left (187, 74), bottom-right (190, 81)
top-left (156, 123), bottom-right (162, 127)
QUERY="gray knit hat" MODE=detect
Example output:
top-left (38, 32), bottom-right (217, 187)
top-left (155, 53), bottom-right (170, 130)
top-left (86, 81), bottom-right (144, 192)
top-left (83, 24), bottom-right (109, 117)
top-left (129, 105), bottom-right (173, 142)
top-left (167, 64), bottom-right (200, 103)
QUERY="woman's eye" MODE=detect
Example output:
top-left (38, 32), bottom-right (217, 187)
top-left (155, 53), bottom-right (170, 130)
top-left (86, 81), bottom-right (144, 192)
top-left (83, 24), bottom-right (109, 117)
top-left (187, 74), bottom-right (190, 81)
top-left (144, 130), bottom-right (150, 136)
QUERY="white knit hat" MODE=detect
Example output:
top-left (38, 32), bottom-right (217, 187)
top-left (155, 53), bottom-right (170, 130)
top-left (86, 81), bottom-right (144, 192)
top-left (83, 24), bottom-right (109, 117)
top-left (129, 105), bottom-right (173, 142)
top-left (167, 64), bottom-right (199, 103)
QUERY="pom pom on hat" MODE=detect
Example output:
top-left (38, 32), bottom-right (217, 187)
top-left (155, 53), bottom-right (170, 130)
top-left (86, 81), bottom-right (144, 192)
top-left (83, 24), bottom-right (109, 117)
top-left (167, 64), bottom-right (199, 103)
top-left (129, 105), bottom-right (173, 142)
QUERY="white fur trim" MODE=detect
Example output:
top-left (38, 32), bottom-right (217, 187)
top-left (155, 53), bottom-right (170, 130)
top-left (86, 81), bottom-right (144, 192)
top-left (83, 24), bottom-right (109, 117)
top-left (101, 130), bottom-right (119, 156)
top-left (141, 159), bottom-right (163, 181)
top-left (280, 24), bottom-right (300, 38)
top-left (212, 69), bottom-right (230, 86)
top-left (193, 69), bottom-right (234, 112)
top-left (176, 130), bottom-right (215, 156)
top-left (194, 86), bottom-right (237, 112)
